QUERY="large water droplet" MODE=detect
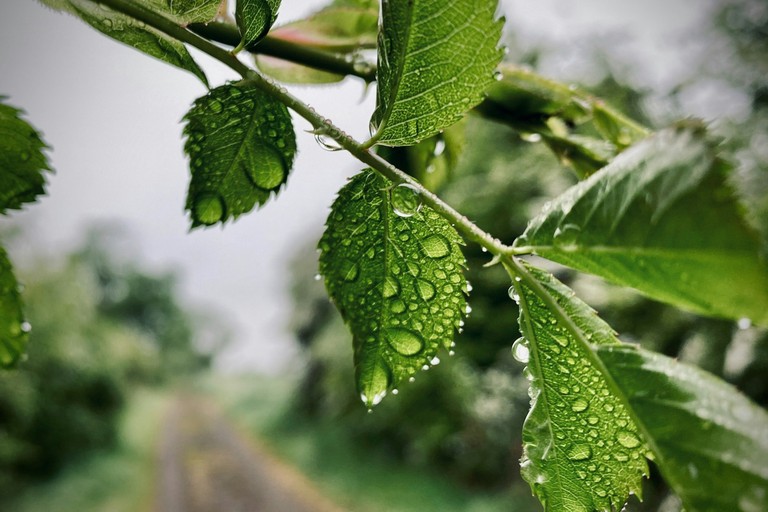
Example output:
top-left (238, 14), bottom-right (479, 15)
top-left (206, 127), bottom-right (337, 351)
top-left (314, 132), bottom-right (342, 151)
top-left (553, 223), bottom-right (581, 251)
top-left (246, 146), bottom-right (285, 190)
top-left (386, 328), bottom-right (425, 356)
top-left (360, 359), bottom-right (391, 407)
top-left (390, 183), bottom-right (423, 218)
top-left (512, 337), bottom-right (530, 363)
top-left (415, 279), bottom-right (436, 301)
top-left (521, 133), bottom-right (542, 143)
top-left (616, 430), bottom-right (641, 448)
top-left (508, 285), bottom-right (520, 302)
top-left (571, 398), bottom-right (589, 412)
top-left (339, 259), bottom-right (359, 282)
top-left (420, 235), bottom-right (450, 259)
top-left (193, 194), bottom-right (225, 225)
top-left (566, 443), bottom-right (592, 461)
top-left (383, 276), bottom-right (400, 298)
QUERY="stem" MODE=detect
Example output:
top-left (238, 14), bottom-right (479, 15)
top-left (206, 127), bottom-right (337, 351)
top-left (189, 22), bottom-right (377, 82)
top-left (91, 0), bottom-right (514, 256)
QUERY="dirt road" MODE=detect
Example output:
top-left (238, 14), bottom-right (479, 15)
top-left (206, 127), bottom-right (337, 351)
top-left (155, 396), bottom-right (345, 512)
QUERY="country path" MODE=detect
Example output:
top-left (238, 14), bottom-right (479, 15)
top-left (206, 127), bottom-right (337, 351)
top-left (155, 395), bottom-right (346, 512)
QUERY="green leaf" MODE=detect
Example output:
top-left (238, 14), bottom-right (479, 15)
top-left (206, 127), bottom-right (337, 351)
top-left (596, 344), bottom-right (768, 512)
top-left (234, 0), bottom-right (281, 53)
top-left (369, 0), bottom-right (504, 146)
top-left (319, 169), bottom-right (466, 407)
top-left (164, 0), bottom-right (222, 23)
top-left (515, 123), bottom-right (768, 326)
top-left (511, 263), bottom-right (648, 512)
top-left (267, 0), bottom-right (378, 52)
top-left (0, 247), bottom-right (28, 368)
top-left (183, 82), bottom-right (296, 228)
top-left (0, 98), bottom-right (52, 213)
top-left (40, 0), bottom-right (208, 85)
top-left (254, 55), bottom-right (345, 84)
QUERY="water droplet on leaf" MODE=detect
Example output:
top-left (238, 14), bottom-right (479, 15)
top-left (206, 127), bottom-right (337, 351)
top-left (390, 183), bottom-right (423, 217)
top-left (616, 430), bottom-right (641, 448)
top-left (420, 234), bottom-right (450, 258)
top-left (571, 398), bottom-right (589, 412)
top-left (386, 328), bottom-right (425, 356)
top-left (566, 443), bottom-right (593, 461)
top-left (339, 259), bottom-right (359, 282)
top-left (246, 146), bottom-right (285, 190)
top-left (512, 337), bottom-right (530, 363)
top-left (193, 194), bottom-right (225, 225)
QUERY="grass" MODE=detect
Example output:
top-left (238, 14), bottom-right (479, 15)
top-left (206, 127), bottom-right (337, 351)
top-left (8, 388), bottom-right (169, 512)
top-left (207, 374), bottom-right (536, 512)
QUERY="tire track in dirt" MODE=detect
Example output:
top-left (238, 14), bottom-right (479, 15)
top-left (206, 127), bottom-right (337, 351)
top-left (156, 395), bottom-right (345, 512)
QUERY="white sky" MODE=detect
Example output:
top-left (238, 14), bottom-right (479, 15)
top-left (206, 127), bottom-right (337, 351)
top-left (0, 0), bottom-right (722, 372)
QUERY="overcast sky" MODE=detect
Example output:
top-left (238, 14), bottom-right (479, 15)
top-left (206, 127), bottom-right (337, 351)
top-left (0, 0), bottom-right (721, 372)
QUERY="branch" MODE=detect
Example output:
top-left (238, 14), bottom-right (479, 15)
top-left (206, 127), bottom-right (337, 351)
top-left (188, 22), bottom-right (377, 83)
top-left (91, 0), bottom-right (513, 256)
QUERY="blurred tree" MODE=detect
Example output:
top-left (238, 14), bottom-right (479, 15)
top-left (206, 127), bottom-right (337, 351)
top-left (0, 225), bottom-right (221, 502)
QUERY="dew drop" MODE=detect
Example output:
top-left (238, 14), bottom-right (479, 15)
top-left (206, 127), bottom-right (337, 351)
top-left (420, 234), bottom-right (451, 259)
top-left (553, 223), bottom-right (581, 251)
top-left (521, 133), bottom-right (542, 143)
top-left (409, 376), bottom-right (416, 383)
top-left (359, 359), bottom-right (391, 407)
top-left (339, 259), bottom-right (359, 282)
top-left (314, 133), bottom-right (342, 151)
top-left (386, 328), bottom-right (425, 356)
top-left (571, 398), bottom-right (589, 413)
top-left (391, 388), bottom-right (399, 395)
top-left (616, 430), bottom-right (641, 449)
top-left (434, 139), bottom-right (446, 156)
top-left (207, 99), bottom-right (223, 114)
top-left (465, 304), bottom-right (472, 315)
top-left (430, 356), bottom-right (440, 365)
top-left (493, 70), bottom-right (503, 81)
top-left (737, 317), bottom-right (752, 330)
top-left (512, 337), bottom-right (530, 363)
top-left (466, 281), bottom-right (473, 292)
top-left (390, 183), bottom-right (423, 217)
top-left (193, 194), bottom-right (225, 225)
top-left (415, 279), bottom-right (436, 301)
top-left (508, 285), bottom-right (520, 302)
top-left (246, 146), bottom-right (285, 190)
top-left (20, 321), bottom-right (31, 333)
top-left (566, 443), bottom-right (592, 461)
top-left (382, 276), bottom-right (400, 298)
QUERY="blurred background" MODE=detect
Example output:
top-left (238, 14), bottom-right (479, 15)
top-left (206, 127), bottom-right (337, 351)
top-left (0, 0), bottom-right (766, 510)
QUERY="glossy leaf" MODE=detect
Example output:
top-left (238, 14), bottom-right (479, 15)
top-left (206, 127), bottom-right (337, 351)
top-left (319, 170), bottom-right (466, 407)
top-left (0, 247), bottom-right (28, 368)
top-left (512, 263), bottom-right (648, 511)
top-left (267, 0), bottom-right (378, 52)
top-left (515, 123), bottom-right (768, 326)
top-left (40, 0), bottom-right (208, 85)
top-left (597, 344), bottom-right (768, 512)
top-left (164, 0), bottom-right (222, 23)
top-left (0, 98), bottom-right (52, 213)
top-left (234, 0), bottom-right (281, 53)
top-left (183, 83), bottom-right (296, 228)
top-left (369, 0), bottom-right (504, 146)
top-left (254, 55), bottom-right (344, 84)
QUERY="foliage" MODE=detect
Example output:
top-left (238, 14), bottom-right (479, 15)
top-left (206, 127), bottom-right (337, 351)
top-left (0, 229), bottom-right (212, 502)
top-left (4, 1), bottom-right (768, 510)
